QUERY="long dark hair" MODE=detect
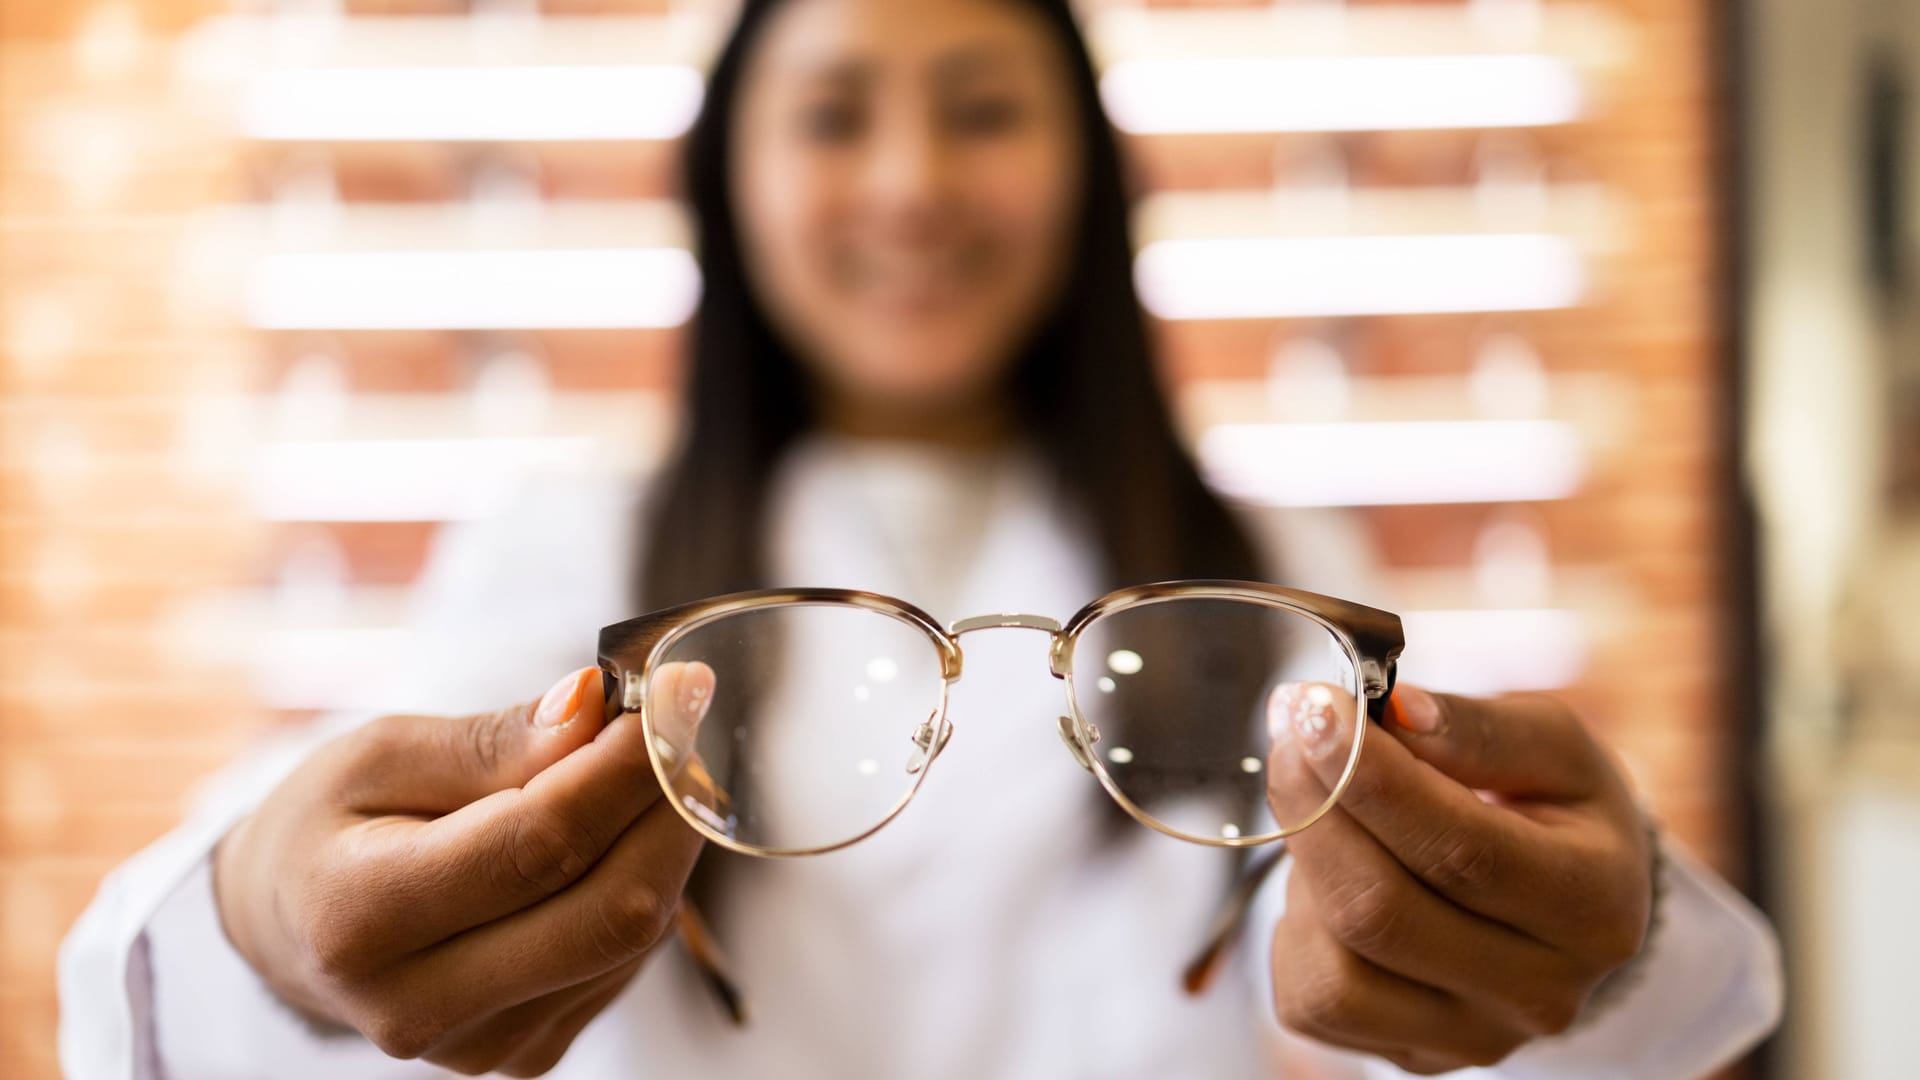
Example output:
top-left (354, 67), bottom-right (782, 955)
top-left (638, 0), bottom-right (1265, 613)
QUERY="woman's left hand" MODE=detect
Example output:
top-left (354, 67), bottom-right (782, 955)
top-left (1263, 684), bottom-right (1653, 1075)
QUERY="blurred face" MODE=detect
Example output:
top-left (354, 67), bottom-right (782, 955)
top-left (729, 0), bottom-right (1085, 435)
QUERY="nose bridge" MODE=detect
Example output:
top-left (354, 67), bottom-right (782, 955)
top-left (867, 101), bottom-right (948, 207)
top-left (947, 613), bottom-right (1061, 637)
top-left (944, 613), bottom-right (1069, 683)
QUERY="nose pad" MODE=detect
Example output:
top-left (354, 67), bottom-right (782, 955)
top-left (905, 711), bottom-right (953, 775)
top-left (1056, 715), bottom-right (1097, 772)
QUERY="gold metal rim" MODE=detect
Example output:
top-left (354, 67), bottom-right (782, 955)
top-left (637, 596), bottom-right (958, 857)
top-left (1058, 588), bottom-right (1371, 846)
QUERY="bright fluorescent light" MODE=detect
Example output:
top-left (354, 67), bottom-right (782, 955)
top-left (242, 65), bottom-right (704, 141)
top-left (1131, 184), bottom-right (1621, 246)
top-left (247, 248), bottom-right (701, 330)
top-left (1198, 419), bottom-right (1586, 506)
top-left (1101, 54), bottom-right (1582, 134)
top-left (1397, 608), bottom-right (1588, 694)
top-left (252, 436), bottom-right (599, 522)
top-left (193, 199), bottom-right (693, 253)
top-left (1135, 234), bottom-right (1583, 319)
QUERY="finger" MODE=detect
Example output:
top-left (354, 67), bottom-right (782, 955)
top-left (1272, 792), bottom-right (1587, 1033)
top-left (495, 958), bottom-right (641, 1078)
top-left (1377, 1049), bottom-right (1483, 1078)
top-left (1266, 680), bottom-right (1596, 941)
top-left (423, 956), bottom-right (640, 1077)
top-left (354, 663), bottom-right (714, 947)
top-left (341, 667), bottom-right (610, 815)
top-left (1264, 681), bottom-right (1368, 830)
top-left (374, 798), bottom-right (703, 1036)
top-left (1271, 906), bottom-right (1531, 1071)
top-left (1387, 686), bottom-right (1608, 801)
top-left (647, 660), bottom-right (715, 783)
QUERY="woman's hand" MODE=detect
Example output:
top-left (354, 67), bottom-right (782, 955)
top-left (1263, 684), bottom-right (1652, 1075)
top-left (214, 663), bottom-right (714, 1076)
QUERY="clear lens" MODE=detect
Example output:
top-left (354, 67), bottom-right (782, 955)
top-left (645, 602), bottom-right (946, 854)
top-left (1067, 595), bottom-right (1363, 843)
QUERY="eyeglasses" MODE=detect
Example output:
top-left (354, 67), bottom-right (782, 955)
top-left (596, 580), bottom-right (1404, 1020)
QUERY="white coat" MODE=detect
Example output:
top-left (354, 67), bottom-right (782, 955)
top-left (59, 434), bottom-right (1783, 1079)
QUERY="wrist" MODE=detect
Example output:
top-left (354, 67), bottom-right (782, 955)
top-left (209, 818), bottom-right (262, 976)
top-left (1575, 816), bottom-right (1666, 1027)
top-left (211, 818), bottom-right (357, 1037)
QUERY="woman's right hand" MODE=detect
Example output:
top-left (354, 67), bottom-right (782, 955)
top-left (212, 663), bottom-right (714, 1076)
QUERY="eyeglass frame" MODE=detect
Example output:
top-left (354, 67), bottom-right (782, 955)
top-left (596, 579), bottom-right (1404, 858)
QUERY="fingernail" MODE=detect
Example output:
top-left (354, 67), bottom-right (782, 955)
top-left (1267, 683), bottom-right (1301, 745)
top-left (679, 668), bottom-right (713, 721)
top-left (1292, 683), bottom-right (1339, 757)
top-left (1393, 687), bottom-right (1445, 734)
top-left (535, 668), bottom-right (595, 729)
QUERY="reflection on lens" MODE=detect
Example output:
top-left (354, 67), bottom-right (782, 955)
top-left (647, 602), bottom-right (946, 854)
top-left (1067, 595), bottom-right (1362, 843)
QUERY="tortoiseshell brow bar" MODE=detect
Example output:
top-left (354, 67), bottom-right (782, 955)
top-left (595, 580), bottom-right (1405, 1024)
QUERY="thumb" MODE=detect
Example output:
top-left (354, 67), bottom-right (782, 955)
top-left (347, 667), bottom-right (609, 814)
top-left (480, 666), bottom-right (611, 786)
top-left (1383, 685), bottom-right (1602, 800)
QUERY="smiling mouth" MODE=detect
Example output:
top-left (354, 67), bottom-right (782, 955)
top-left (839, 248), bottom-right (989, 309)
